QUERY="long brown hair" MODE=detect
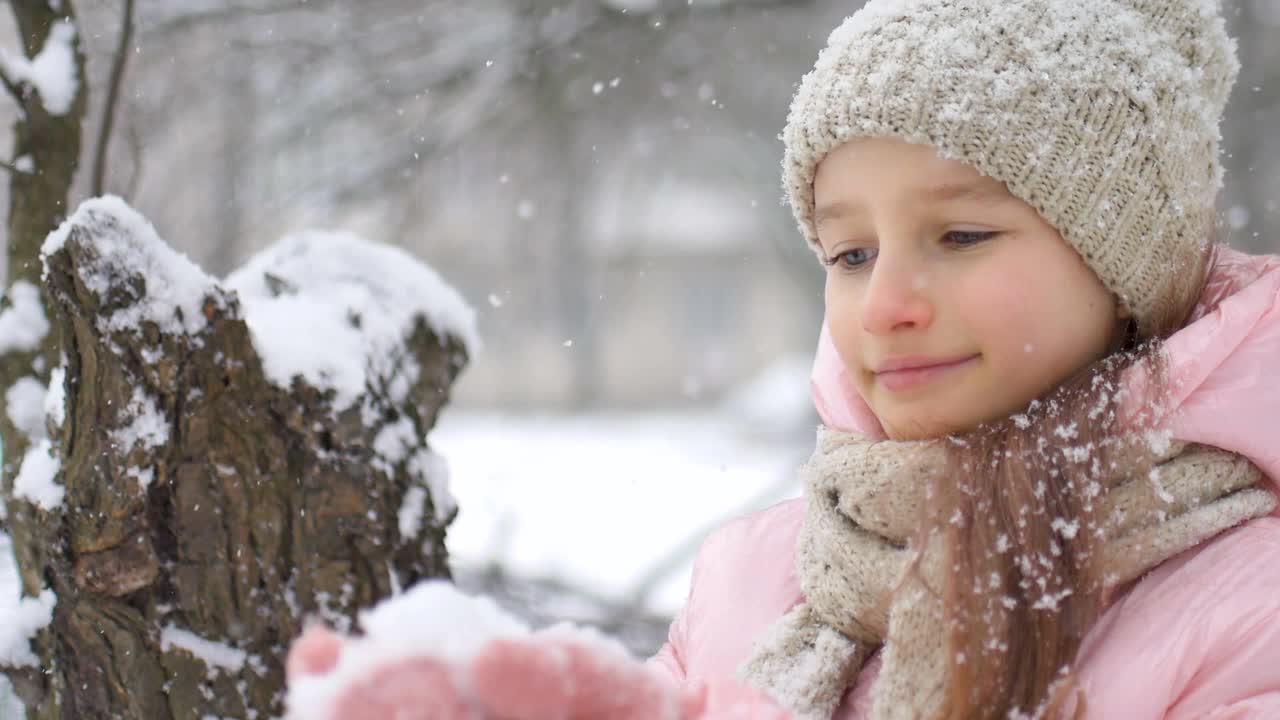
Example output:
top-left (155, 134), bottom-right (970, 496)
top-left (915, 235), bottom-right (1220, 719)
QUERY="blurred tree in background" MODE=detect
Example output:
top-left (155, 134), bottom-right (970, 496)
top-left (7, 0), bottom-right (1273, 414)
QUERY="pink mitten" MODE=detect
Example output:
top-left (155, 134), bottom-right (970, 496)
top-left (287, 625), bottom-right (476, 719)
top-left (465, 630), bottom-right (683, 719)
top-left (284, 581), bottom-right (794, 720)
top-left (286, 622), bottom-right (686, 720)
top-left (287, 626), bottom-right (795, 720)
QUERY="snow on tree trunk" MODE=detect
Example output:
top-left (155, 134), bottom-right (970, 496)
top-left (1, 197), bottom-right (474, 719)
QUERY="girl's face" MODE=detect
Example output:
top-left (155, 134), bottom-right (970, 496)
top-left (814, 137), bottom-right (1124, 440)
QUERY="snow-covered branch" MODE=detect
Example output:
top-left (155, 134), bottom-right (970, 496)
top-left (0, 20), bottom-right (79, 116)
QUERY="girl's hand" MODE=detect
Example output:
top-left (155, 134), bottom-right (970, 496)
top-left (286, 624), bottom-right (793, 720)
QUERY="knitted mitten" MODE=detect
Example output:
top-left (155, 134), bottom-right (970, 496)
top-left (286, 623), bottom-right (793, 720)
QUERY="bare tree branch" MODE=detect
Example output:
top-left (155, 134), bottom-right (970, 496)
top-left (92, 0), bottom-right (136, 197)
top-left (125, 117), bottom-right (144, 199)
top-left (138, 0), bottom-right (338, 38)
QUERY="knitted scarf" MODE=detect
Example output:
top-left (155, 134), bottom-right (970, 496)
top-left (739, 427), bottom-right (1277, 720)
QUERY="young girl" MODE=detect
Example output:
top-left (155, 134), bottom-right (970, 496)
top-left (287, 0), bottom-right (1280, 717)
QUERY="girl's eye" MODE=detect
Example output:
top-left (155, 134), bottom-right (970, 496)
top-left (944, 230), bottom-right (998, 246)
top-left (822, 231), bottom-right (998, 270)
top-left (823, 247), bottom-right (878, 270)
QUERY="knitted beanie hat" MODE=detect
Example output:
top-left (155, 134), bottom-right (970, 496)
top-left (783, 0), bottom-right (1239, 337)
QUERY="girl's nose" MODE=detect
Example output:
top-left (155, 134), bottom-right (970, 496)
top-left (859, 254), bottom-right (935, 335)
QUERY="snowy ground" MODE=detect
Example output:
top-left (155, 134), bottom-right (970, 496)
top-left (433, 409), bottom-right (811, 616)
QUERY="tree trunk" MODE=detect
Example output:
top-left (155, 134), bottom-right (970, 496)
top-left (0, 1), bottom-right (88, 706)
top-left (3, 201), bottom-right (467, 719)
top-left (0, 0), bottom-right (87, 499)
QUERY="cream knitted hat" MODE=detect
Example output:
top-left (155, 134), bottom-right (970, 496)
top-left (783, 0), bottom-right (1239, 337)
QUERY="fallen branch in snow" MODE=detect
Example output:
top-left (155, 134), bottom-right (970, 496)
top-left (0, 196), bottom-right (474, 719)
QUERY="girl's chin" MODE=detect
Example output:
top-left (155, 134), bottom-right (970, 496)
top-left (876, 407), bottom-right (990, 441)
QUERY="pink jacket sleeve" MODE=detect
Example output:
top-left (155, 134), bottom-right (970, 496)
top-left (646, 542), bottom-right (703, 687)
top-left (648, 606), bottom-right (689, 687)
top-left (645, 500), bottom-right (808, 690)
top-left (1074, 519), bottom-right (1280, 720)
top-left (1196, 695), bottom-right (1280, 720)
top-left (1160, 522), bottom-right (1280, 719)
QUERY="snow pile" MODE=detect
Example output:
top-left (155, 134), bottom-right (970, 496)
top-left (409, 448), bottom-right (454, 524)
top-left (0, 589), bottom-right (55, 667)
top-left (42, 196), bottom-right (221, 337)
top-left (109, 385), bottom-right (168, 454)
top-left (160, 624), bottom-right (247, 674)
top-left (2, 366), bottom-right (64, 445)
top-left (372, 417), bottom-right (416, 467)
top-left (374, 414), bottom-right (456, 534)
top-left (13, 440), bottom-right (62, 510)
top-left (398, 486), bottom-right (430, 539)
top-left (4, 365), bottom-right (69, 513)
top-left (0, 281), bottom-right (50, 355)
top-left (5, 377), bottom-right (47, 439)
top-left (0, 20), bottom-right (78, 116)
top-left (44, 364), bottom-right (65, 429)
top-left (376, 420), bottom-right (431, 534)
top-left (395, 448), bottom-right (454, 539)
top-left (286, 580), bottom-right (529, 719)
top-left (225, 230), bottom-right (479, 413)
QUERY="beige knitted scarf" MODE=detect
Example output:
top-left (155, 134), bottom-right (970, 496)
top-left (739, 427), bottom-right (1277, 720)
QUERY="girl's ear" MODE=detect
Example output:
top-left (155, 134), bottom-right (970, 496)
top-left (1115, 298), bottom-right (1132, 320)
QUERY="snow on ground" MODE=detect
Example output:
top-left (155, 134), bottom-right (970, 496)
top-left (431, 409), bottom-right (809, 616)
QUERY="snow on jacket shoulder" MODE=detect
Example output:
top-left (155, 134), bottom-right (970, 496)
top-left (648, 502), bottom-right (1280, 719)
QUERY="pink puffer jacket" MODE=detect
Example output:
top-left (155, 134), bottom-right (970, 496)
top-left (649, 247), bottom-right (1280, 719)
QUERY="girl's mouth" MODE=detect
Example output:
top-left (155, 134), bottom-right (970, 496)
top-left (873, 354), bottom-right (980, 392)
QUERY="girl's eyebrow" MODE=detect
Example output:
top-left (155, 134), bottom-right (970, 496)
top-left (814, 180), bottom-right (1011, 227)
top-left (921, 180), bottom-right (1011, 204)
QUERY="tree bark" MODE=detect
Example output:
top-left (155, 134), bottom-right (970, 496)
top-left (3, 203), bottom-right (466, 719)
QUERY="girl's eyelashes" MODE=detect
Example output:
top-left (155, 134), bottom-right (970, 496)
top-left (821, 231), bottom-right (1000, 270)
top-left (944, 230), bottom-right (999, 247)
top-left (823, 247), bottom-right (878, 269)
